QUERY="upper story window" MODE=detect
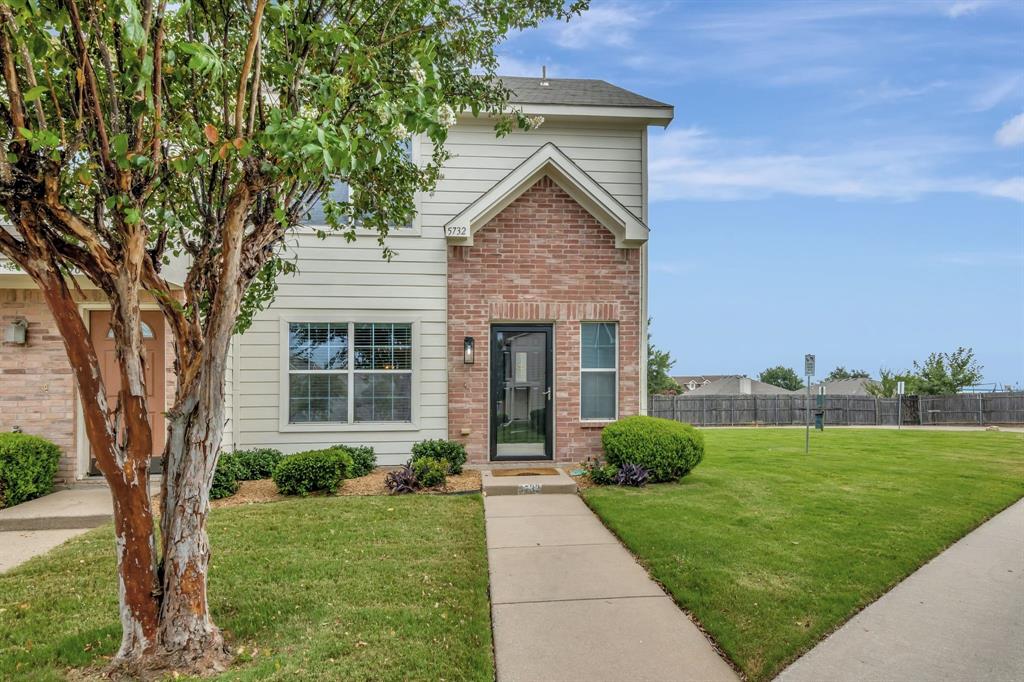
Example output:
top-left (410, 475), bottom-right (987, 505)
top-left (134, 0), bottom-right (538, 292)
top-left (306, 138), bottom-right (414, 228)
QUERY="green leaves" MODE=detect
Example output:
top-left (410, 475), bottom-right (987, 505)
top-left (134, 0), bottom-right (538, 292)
top-left (176, 42), bottom-right (223, 79)
top-left (22, 85), bottom-right (46, 102)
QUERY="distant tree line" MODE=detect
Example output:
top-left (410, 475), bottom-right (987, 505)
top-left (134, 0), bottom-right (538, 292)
top-left (755, 347), bottom-right (983, 396)
top-left (649, 336), bottom-right (986, 398)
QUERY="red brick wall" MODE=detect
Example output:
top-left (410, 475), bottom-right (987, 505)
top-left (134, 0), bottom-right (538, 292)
top-left (447, 176), bottom-right (642, 463)
top-left (1, 288), bottom-right (176, 483)
top-left (1, 289), bottom-right (79, 482)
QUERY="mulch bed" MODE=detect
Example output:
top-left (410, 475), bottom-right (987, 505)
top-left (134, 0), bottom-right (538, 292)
top-left (568, 471), bottom-right (596, 491)
top-left (210, 469), bottom-right (482, 508)
top-left (337, 469), bottom-right (481, 496)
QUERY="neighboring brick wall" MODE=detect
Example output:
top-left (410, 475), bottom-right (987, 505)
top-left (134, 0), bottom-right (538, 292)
top-left (0, 288), bottom-right (177, 483)
top-left (447, 176), bottom-right (642, 463)
top-left (1, 289), bottom-right (79, 482)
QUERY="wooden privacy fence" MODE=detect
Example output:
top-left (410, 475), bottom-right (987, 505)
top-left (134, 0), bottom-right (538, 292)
top-left (648, 392), bottom-right (1024, 427)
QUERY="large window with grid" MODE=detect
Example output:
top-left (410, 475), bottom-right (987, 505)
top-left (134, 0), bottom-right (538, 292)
top-left (287, 322), bottom-right (412, 424)
top-left (580, 322), bottom-right (617, 421)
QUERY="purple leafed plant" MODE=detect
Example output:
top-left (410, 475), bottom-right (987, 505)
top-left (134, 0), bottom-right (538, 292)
top-left (384, 464), bottom-right (421, 494)
top-left (613, 462), bottom-right (650, 487)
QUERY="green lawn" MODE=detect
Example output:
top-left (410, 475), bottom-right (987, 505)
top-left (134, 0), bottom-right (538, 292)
top-left (582, 429), bottom-right (1024, 681)
top-left (0, 495), bottom-right (494, 681)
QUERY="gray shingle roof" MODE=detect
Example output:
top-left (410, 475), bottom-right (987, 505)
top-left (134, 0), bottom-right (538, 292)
top-left (687, 376), bottom-right (799, 396)
top-left (499, 76), bottom-right (671, 109)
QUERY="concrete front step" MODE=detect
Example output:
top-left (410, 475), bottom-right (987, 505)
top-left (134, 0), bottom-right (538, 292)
top-left (0, 487), bottom-right (119, 531)
top-left (481, 468), bottom-right (577, 496)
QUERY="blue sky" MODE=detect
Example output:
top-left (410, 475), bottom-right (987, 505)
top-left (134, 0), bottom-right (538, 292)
top-left (497, 0), bottom-right (1024, 387)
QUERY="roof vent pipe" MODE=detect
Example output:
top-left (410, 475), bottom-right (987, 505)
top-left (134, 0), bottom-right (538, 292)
top-left (540, 65), bottom-right (549, 86)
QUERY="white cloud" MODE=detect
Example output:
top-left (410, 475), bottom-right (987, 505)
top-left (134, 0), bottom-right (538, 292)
top-left (995, 112), bottom-right (1024, 147)
top-left (981, 177), bottom-right (1024, 202)
top-left (946, 0), bottom-right (989, 18)
top-left (553, 5), bottom-right (647, 49)
top-left (648, 127), bottom-right (1023, 203)
top-left (969, 74), bottom-right (1024, 112)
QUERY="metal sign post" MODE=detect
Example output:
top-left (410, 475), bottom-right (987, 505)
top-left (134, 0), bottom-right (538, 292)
top-left (804, 354), bottom-right (815, 453)
top-left (896, 380), bottom-right (905, 430)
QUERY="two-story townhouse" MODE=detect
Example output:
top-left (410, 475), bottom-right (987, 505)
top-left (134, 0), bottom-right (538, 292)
top-left (0, 76), bottom-right (673, 479)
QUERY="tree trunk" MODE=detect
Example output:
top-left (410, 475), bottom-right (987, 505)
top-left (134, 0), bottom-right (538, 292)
top-left (108, 471), bottom-right (162, 668)
top-left (150, 322), bottom-right (235, 675)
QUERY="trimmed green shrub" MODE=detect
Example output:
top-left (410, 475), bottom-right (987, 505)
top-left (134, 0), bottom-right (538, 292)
top-left (411, 439), bottom-right (467, 475)
top-left (411, 457), bottom-right (449, 488)
top-left (601, 415), bottom-right (704, 483)
top-left (230, 448), bottom-right (283, 480)
top-left (273, 447), bottom-right (353, 496)
top-left (332, 444), bottom-right (376, 478)
top-left (583, 458), bottom-right (618, 486)
top-left (210, 453), bottom-right (245, 500)
top-left (0, 432), bottom-right (61, 508)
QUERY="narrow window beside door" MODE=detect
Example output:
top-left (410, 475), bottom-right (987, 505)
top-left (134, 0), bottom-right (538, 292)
top-left (580, 322), bottom-right (617, 421)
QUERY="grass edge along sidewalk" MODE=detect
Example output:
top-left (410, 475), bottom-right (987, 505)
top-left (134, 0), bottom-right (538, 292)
top-left (582, 428), bottom-right (1024, 681)
top-left (0, 494), bottom-right (494, 681)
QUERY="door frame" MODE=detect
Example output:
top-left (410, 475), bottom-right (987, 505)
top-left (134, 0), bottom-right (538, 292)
top-left (489, 323), bottom-right (554, 461)
top-left (75, 302), bottom-right (168, 479)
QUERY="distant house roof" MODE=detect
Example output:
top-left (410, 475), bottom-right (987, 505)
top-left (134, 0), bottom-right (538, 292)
top-left (687, 376), bottom-right (798, 396)
top-left (674, 375), bottom-right (732, 385)
top-left (672, 375), bottom-right (734, 392)
top-left (499, 76), bottom-right (672, 109)
top-left (809, 377), bottom-right (878, 396)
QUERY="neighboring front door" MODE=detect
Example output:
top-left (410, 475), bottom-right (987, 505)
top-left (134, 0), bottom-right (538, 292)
top-left (89, 310), bottom-right (166, 475)
top-left (490, 324), bottom-right (553, 460)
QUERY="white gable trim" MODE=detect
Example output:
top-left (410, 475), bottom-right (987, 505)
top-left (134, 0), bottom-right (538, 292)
top-left (444, 142), bottom-right (649, 249)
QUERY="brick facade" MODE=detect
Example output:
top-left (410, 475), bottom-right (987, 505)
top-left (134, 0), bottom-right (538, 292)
top-left (0, 288), bottom-right (175, 483)
top-left (447, 176), bottom-right (642, 463)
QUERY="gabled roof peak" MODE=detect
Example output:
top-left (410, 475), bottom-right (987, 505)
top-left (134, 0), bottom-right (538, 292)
top-left (445, 142), bottom-right (649, 249)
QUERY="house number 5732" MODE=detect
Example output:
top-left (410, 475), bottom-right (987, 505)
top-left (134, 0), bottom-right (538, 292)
top-left (445, 225), bottom-right (468, 237)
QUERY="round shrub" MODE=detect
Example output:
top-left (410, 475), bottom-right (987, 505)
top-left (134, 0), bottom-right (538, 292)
top-left (210, 453), bottom-right (245, 500)
top-left (332, 444), bottom-right (376, 478)
top-left (601, 416), bottom-right (704, 483)
top-left (411, 439), bottom-right (467, 475)
top-left (230, 448), bottom-right (283, 480)
top-left (0, 432), bottom-right (61, 508)
top-left (273, 447), bottom-right (353, 496)
top-left (411, 457), bottom-right (449, 488)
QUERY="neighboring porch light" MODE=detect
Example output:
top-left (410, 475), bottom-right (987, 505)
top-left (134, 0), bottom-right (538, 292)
top-left (4, 317), bottom-right (27, 345)
top-left (463, 336), bottom-right (475, 364)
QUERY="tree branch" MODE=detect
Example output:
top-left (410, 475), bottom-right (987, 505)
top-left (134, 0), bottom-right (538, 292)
top-left (0, 6), bottom-right (27, 137)
top-left (234, 0), bottom-right (267, 139)
top-left (66, 0), bottom-right (117, 179)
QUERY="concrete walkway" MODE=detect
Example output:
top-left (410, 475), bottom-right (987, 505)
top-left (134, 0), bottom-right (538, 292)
top-left (485, 494), bottom-right (736, 682)
top-left (0, 486), bottom-right (119, 573)
top-left (777, 498), bottom-right (1024, 682)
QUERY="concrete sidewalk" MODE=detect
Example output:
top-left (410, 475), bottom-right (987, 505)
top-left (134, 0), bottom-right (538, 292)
top-left (777, 498), bottom-right (1024, 682)
top-left (485, 494), bottom-right (736, 682)
top-left (0, 486), bottom-right (123, 574)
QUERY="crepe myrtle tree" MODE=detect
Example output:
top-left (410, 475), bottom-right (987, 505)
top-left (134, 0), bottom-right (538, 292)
top-left (0, 0), bottom-right (584, 675)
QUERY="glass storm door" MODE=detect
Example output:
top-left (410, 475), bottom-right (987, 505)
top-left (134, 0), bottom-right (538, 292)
top-left (490, 325), bottom-right (553, 460)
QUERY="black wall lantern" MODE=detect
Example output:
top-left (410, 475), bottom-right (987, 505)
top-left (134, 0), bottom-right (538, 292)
top-left (463, 336), bottom-right (475, 364)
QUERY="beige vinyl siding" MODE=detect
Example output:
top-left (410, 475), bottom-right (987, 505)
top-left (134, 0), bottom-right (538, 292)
top-left (422, 118), bottom-right (644, 226)
top-left (231, 229), bottom-right (448, 465)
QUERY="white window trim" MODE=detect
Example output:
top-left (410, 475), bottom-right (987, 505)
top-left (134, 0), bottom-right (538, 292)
top-left (278, 315), bottom-right (422, 433)
top-left (579, 321), bottom-right (619, 422)
top-left (299, 134), bottom-right (424, 237)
